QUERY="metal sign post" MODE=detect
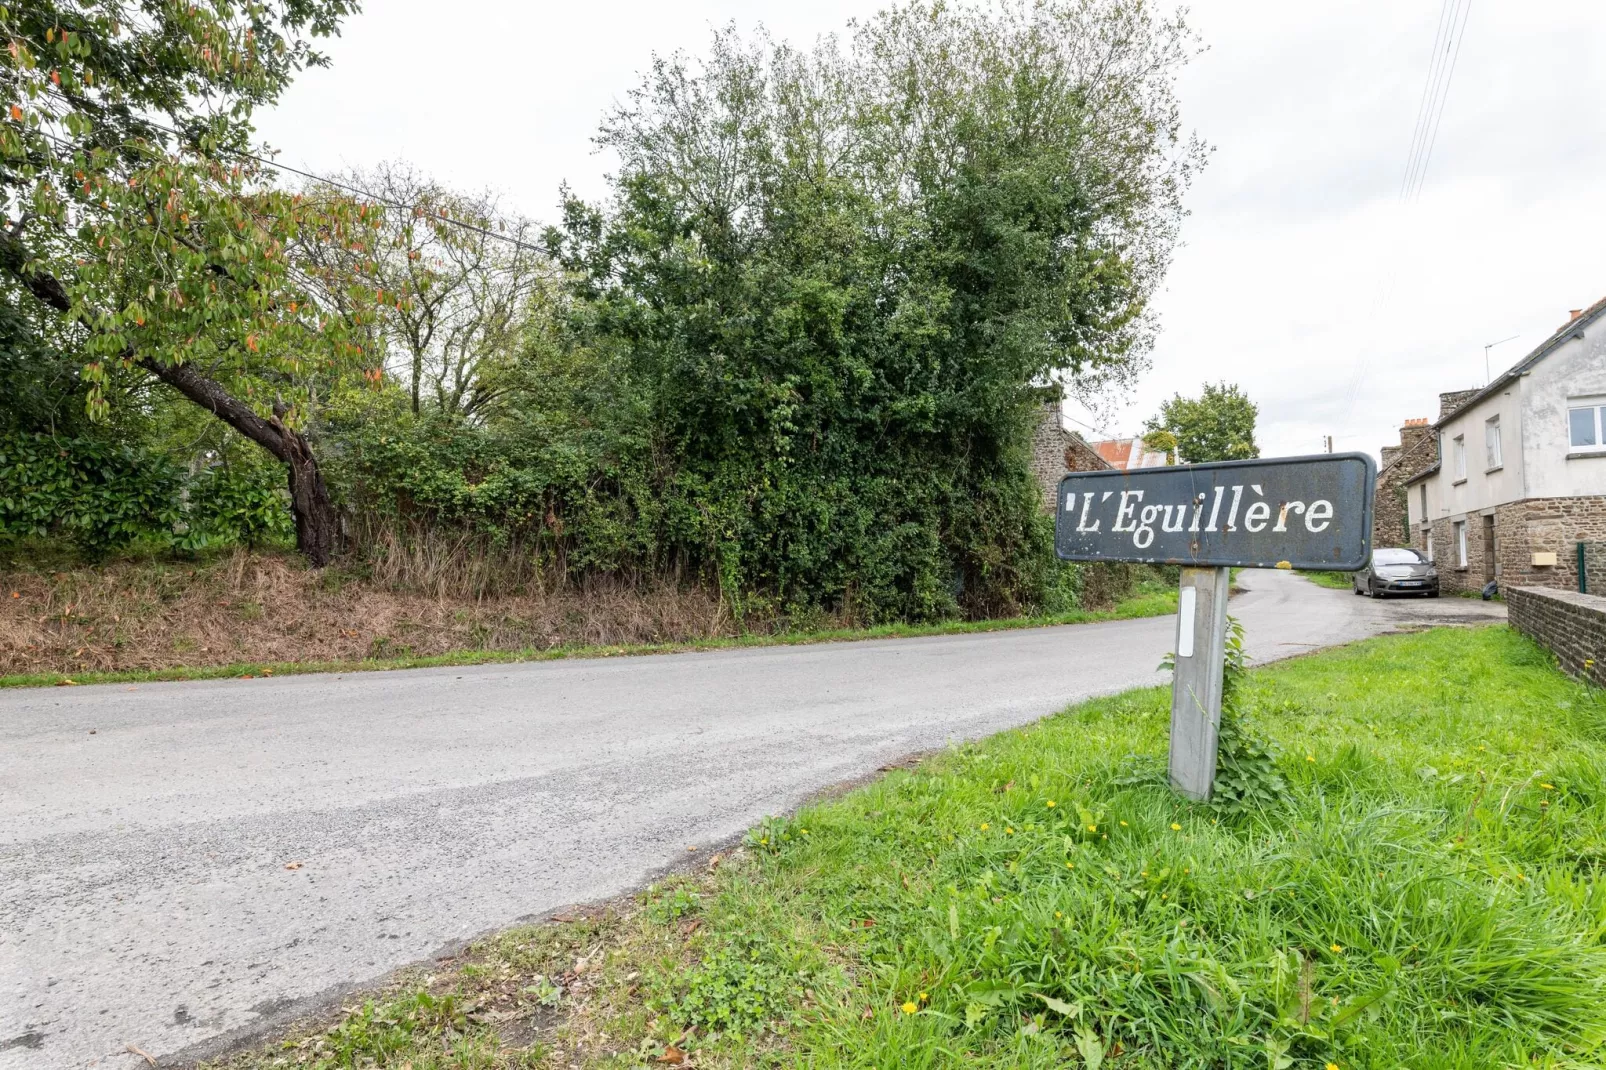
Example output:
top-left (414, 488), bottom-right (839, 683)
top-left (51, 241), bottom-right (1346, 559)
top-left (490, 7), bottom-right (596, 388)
top-left (1169, 566), bottom-right (1230, 801)
top-left (1055, 453), bottom-right (1375, 802)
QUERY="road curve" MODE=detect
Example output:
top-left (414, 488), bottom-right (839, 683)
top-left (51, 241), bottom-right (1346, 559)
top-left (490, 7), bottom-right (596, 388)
top-left (0, 569), bottom-right (1503, 1068)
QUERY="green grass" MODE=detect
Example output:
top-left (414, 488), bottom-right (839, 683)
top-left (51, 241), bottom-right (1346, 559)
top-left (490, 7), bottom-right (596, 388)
top-left (0, 586), bottom-right (1177, 690)
top-left (1299, 569), bottom-right (1355, 591)
top-left (211, 625), bottom-right (1606, 1070)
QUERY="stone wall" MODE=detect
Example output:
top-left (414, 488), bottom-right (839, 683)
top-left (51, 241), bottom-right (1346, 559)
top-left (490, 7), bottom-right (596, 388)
top-left (1028, 401), bottom-right (1110, 512)
top-left (1584, 541), bottom-right (1606, 595)
top-left (1421, 495), bottom-right (1606, 594)
top-left (1495, 496), bottom-right (1606, 592)
top-left (1373, 418), bottom-right (1435, 549)
top-left (1508, 586), bottom-right (1606, 688)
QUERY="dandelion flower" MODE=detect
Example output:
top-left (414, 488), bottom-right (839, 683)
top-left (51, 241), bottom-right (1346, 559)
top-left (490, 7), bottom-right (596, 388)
top-left (1327, 1064), bottom-right (1340, 1070)
top-left (1306, 755), bottom-right (1316, 763)
top-left (1006, 827), bottom-right (1015, 835)
top-left (1045, 800), bottom-right (1056, 808)
top-left (1541, 783), bottom-right (1555, 790)
top-left (1171, 823), bottom-right (1182, 831)
top-left (1054, 911), bottom-right (1063, 918)
top-left (1119, 820), bottom-right (1128, 827)
top-left (1086, 824), bottom-right (1097, 832)
top-left (979, 823), bottom-right (990, 831)
top-left (1065, 862), bottom-right (1074, 870)
top-left (1330, 943), bottom-right (1343, 953)
top-left (919, 992), bottom-right (928, 1001)
top-left (902, 1001), bottom-right (918, 1015)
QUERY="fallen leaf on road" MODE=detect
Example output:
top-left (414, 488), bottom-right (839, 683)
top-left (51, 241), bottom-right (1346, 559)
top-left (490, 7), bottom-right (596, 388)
top-left (284, 861), bottom-right (304, 870)
top-left (55, 678), bottom-right (76, 686)
top-left (125, 1043), bottom-right (157, 1066)
top-left (656, 1045), bottom-right (686, 1064)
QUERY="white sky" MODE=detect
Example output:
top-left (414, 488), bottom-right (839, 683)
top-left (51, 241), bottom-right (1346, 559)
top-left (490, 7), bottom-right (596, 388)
top-left (255, 0), bottom-right (1606, 462)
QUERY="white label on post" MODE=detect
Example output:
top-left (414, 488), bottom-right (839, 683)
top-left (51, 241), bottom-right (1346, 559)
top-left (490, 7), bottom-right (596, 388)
top-left (1177, 586), bottom-right (1196, 658)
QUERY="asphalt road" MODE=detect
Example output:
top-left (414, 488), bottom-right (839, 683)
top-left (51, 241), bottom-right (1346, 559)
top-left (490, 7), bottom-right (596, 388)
top-left (0, 569), bottom-right (1505, 1069)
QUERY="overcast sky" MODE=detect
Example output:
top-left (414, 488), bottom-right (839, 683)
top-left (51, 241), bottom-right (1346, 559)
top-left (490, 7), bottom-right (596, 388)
top-left (255, 0), bottom-right (1606, 461)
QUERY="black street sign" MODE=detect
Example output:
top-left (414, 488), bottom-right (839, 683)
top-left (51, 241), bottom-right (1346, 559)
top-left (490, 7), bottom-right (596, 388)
top-left (1054, 453), bottom-right (1375, 571)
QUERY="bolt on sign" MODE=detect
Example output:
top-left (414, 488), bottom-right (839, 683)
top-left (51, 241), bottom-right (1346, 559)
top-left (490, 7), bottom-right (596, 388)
top-left (1056, 454), bottom-right (1375, 800)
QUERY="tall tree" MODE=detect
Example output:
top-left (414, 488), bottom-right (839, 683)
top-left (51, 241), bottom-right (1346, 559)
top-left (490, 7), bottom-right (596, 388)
top-left (305, 163), bottom-right (550, 419)
top-left (547, 1), bottom-right (1204, 617)
top-left (1144, 381), bottom-right (1260, 462)
top-left (0, 1), bottom-right (374, 565)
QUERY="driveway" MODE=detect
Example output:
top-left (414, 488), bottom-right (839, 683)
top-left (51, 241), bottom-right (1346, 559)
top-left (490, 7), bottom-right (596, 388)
top-left (0, 569), bottom-right (1503, 1068)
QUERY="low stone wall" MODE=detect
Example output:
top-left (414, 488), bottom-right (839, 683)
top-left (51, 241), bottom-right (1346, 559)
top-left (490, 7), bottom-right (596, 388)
top-left (1508, 586), bottom-right (1606, 688)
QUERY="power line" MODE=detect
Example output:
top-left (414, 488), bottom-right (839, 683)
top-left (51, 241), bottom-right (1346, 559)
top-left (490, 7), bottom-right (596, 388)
top-left (32, 105), bottom-right (548, 256)
top-left (1397, 0), bottom-right (1458, 202)
top-left (1407, 0), bottom-right (1472, 203)
top-left (1334, 2), bottom-right (1476, 444)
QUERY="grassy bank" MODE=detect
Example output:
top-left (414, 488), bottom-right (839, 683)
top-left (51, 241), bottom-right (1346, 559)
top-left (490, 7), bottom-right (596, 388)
top-left (0, 548), bottom-right (1177, 687)
top-left (0, 586), bottom-right (1175, 689)
top-left (208, 624), bottom-right (1606, 1069)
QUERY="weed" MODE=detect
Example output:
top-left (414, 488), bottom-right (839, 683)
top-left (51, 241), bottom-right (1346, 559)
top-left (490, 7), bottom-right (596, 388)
top-left (650, 933), bottom-right (808, 1040)
top-left (644, 882), bottom-right (702, 924)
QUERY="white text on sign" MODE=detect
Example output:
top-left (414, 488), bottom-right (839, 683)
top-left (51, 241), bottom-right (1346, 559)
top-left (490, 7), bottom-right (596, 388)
top-left (1064, 483), bottom-right (1334, 551)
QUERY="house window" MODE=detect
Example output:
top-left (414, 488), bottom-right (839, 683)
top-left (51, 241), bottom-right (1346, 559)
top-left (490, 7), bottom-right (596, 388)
top-left (1424, 526), bottom-right (1433, 561)
top-left (1453, 435), bottom-right (1466, 479)
top-left (1454, 520), bottom-right (1467, 567)
top-left (1569, 396), bottom-right (1606, 451)
top-left (1485, 415), bottom-right (1502, 469)
top-left (1418, 484), bottom-right (1427, 521)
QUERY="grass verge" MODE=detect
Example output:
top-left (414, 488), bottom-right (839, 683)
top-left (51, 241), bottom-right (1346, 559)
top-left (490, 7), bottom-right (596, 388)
top-left (206, 624), bottom-right (1606, 1069)
top-left (1298, 570), bottom-right (1354, 591)
top-left (0, 588), bottom-right (1176, 689)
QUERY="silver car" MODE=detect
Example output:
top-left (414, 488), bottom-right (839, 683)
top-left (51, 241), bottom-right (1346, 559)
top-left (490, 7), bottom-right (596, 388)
top-left (1353, 547), bottom-right (1440, 597)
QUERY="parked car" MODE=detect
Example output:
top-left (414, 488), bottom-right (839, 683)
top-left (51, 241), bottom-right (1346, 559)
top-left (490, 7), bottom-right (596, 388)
top-left (1353, 547), bottom-right (1439, 597)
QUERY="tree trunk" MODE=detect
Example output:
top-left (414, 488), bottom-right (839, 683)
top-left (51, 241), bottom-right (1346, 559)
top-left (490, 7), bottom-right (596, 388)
top-left (141, 358), bottom-right (339, 567)
top-left (2, 247), bottom-right (342, 567)
top-left (283, 428), bottom-right (337, 566)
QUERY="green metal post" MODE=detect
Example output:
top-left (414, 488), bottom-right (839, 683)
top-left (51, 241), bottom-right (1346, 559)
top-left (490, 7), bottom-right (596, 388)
top-left (1580, 542), bottom-right (1588, 594)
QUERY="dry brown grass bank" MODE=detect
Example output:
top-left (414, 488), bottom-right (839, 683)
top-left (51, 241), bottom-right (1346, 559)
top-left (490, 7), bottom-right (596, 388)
top-left (0, 550), bottom-right (738, 677)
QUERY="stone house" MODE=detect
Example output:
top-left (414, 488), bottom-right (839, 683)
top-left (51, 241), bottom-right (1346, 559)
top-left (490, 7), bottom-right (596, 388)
top-left (1028, 400), bottom-right (1112, 512)
top-left (1372, 417), bottom-right (1438, 548)
top-left (1402, 296), bottom-right (1606, 594)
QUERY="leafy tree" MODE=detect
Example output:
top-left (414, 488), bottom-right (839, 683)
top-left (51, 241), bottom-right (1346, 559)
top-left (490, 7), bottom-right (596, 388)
top-left (0, 0), bottom-right (376, 565)
top-left (304, 163), bottom-right (550, 419)
top-left (544, 2), bottom-right (1204, 618)
top-left (1144, 381), bottom-right (1259, 463)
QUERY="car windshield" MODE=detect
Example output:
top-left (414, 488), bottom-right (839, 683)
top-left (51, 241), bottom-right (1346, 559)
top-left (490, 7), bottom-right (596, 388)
top-left (1374, 549), bottom-right (1425, 566)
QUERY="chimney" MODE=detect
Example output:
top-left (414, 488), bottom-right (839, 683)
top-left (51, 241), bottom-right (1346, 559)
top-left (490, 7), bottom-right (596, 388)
top-left (1380, 445), bottom-right (1401, 469)
top-left (1438, 389), bottom-right (1479, 421)
top-left (1399, 417), bottom-right (1432, 452)
top-left (1571, 309), bottom-right (1584, 322)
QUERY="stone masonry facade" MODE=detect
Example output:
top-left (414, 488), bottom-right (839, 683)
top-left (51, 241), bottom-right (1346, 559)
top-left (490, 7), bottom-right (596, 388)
top-left (1029, 400), bottom-right (1111, 512)
top-left (1508, 586), bottom-right (1606, 688)
top-left (1416, 495), bottom-right (1606, 594)
top-left (1373, 417), bottom-right (1436, 548)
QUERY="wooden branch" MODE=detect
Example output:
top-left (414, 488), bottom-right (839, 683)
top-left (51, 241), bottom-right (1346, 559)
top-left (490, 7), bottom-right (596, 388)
top-left (0, 229), bottom-right (74, 312)
top-left (138, 357), bottom-right (295, 464)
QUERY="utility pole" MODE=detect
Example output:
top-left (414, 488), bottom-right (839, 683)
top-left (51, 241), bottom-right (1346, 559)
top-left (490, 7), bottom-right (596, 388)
top-left (1484, 334), bottom-right (1520, 385)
